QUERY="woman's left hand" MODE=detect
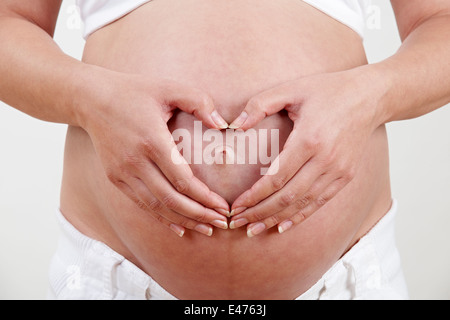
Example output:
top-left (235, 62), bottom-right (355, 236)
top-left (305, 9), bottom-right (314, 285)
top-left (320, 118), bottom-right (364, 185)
top-left (228, 68), bottom-right (385, 237)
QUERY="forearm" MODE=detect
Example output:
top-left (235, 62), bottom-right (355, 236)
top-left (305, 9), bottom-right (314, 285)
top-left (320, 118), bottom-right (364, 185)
top-left (366, 14), bottom-right (450, 125)
top-left (0, 15), bottom-right (103, 127)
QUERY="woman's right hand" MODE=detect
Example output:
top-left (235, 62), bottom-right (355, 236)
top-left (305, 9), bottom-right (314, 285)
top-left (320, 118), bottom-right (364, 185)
top-left (77, 70), bottom-right (230, 237)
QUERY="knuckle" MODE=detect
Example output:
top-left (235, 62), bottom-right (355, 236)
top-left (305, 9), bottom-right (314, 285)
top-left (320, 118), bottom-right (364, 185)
top-left (197, 208), bottom-right (209, 223)
top-left (336, 164), bottom-right (356, 183)
top-left (294, 211), bottom-right (307, 223)
top-left (248, 96), bottom-right (263, 111)
top-left (271, 176), bottom-right (287, 191)
top-left (122, 152), bottom-right (145, 170)
top-left (199, 92), bottom-right (214, 109)
top-left (266, 215), bottom-right (280, 227)
top-left (136, 200), bottom-right (148, 210)
top-left (178, 218), bottom-right (197, 230)
top-left (243, 184), bottom-right (260, 206)
top-left (303, 136), bottom-right (321, 153)
top-left (295, 194), bottom-right (312, 209)
top-left (191, 107), bottom-right (201, 119)
top-left (248, 96), bottom-right (268, 119)
top-left (345, 166), bottom-right (357, 181)
top-left (251, 210), bottom-right (267, 222)
top-left (105, 170), bottom-right (119, 184)
top-left (323, 150), bottom-right (338, 167)
top-left (316, 195), bottom-right (330, 207)
top-left (161, 193), bottom-right (178, 210)
top-left (173, 178), bottom-right (190, 194)
top-left (334, 161), bottom-right (348, 175)
top-left (190, 207), bottom-right (208, 223)
top-left (279, 191), bottom-right (296, 207)
top-left (147, 199), bottom-right (163, 212)
top-left (141, 138), bottom-right (160, 160)
top-left (155, 214), bottom-right (166, 224)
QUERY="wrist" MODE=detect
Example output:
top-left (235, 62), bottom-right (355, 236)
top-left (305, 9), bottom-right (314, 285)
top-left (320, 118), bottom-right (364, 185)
top-left (352, 63), bottom-right (395, 128)
top-left (70, 63), bottom-right (119, 130)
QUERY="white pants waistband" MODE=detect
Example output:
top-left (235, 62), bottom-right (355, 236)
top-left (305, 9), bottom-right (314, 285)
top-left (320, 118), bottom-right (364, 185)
top-left (48, 200), bottom-right (408, 300)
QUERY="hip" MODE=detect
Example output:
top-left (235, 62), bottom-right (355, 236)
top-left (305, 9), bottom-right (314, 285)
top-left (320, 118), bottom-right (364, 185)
top-left (49, 199), bottom-right (407, 300)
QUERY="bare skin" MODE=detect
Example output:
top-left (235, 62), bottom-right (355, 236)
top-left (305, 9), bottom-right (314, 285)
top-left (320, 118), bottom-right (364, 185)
top-left (0, 0), bottom-right (449, 299)
top-left (61, 0), bottom-right (390, 299)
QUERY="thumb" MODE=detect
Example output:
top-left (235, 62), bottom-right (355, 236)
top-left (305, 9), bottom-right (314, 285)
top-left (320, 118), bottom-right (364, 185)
top-left (162, 82), bottom-right (228, 130)
top-left (229, 83), bottom-right (297, 131)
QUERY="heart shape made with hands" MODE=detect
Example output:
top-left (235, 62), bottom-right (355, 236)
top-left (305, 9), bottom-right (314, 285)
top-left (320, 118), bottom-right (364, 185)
top-left (162, 78), bottom-right (300, 238)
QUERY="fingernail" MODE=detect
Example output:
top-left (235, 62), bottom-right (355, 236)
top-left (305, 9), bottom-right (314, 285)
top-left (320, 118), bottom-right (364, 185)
top-left (170, 224), bottom-right (185, 238)
top-left (211, 220), bottom-right (228, 230)
top-left (278, 220), bottom-right (293, 234)
top-left (247, 222), bottom-right (266, 238)
top-left (211, 110), bottom-right (229, 129)
top-left (228, 112), bottom-right (248, 129)
top-left (229, 218), bottom-right (249, 230)
top-left (215, 208), bottom-right (230, 216)
top-left (230, 207), bottom-right (247, 217)
top-left (195, 224), bottom-right (213, 236)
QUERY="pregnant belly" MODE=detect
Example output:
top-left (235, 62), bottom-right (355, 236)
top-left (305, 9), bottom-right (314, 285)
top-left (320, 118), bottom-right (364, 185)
top-left (168, 111), bottom-right (293, 204)
top-left (60, 0), bottom-right (392, 299)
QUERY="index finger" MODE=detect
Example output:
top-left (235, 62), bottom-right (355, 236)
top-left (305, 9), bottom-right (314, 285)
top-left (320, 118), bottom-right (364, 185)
top-left (147, 127), bottom-right (230, 213)
top-left (231, 129), bottom-right (312, 211)
top-left (161, 81), bottom-right (229, 130)
top-left (228, 80), bottom-right (303, 131)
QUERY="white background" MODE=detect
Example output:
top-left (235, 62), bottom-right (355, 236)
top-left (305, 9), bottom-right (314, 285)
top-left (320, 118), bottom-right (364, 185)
top-left (0, 0), bottom-right (449, 299)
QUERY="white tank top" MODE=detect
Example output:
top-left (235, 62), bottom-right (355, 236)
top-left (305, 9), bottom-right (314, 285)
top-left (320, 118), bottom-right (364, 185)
top-left (76, 0), bottom-right (371, 39)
